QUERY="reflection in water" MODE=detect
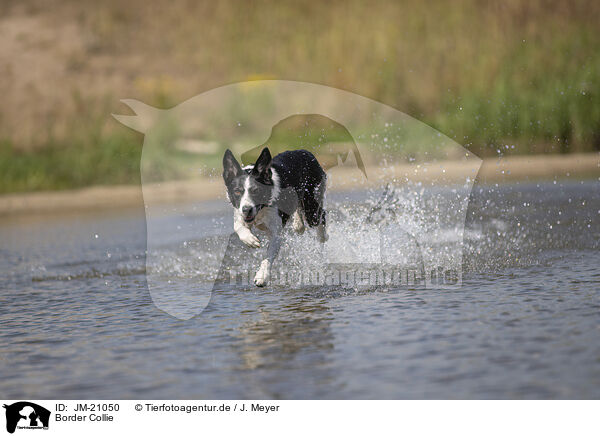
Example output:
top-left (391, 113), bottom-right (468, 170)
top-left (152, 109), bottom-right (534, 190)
top-left (231, 296), bottom-right (339, 399)
top-left (235, 297), bottom-right (334, 371)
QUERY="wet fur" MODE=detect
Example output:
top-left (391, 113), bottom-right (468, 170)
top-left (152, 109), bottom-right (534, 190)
top-left (223, 148), bottom-right (327, 286)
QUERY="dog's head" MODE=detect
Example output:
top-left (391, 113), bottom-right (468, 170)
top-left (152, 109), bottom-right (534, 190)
top-left (223, 147), bottom-right (277, 223)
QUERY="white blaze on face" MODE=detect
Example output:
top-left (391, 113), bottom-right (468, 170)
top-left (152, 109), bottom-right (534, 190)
top-left (239, 176), bottom-right (255, 215)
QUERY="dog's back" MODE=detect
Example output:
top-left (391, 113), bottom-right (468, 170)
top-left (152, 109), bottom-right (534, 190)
top-left (271, 150), bottom-right (327, 227)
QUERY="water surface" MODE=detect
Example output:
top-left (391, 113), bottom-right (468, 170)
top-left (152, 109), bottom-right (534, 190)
top-left (0, 180), bottom-right (599, 399)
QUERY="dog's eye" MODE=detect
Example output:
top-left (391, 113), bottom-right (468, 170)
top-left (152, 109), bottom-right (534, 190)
top-left (233, 189), bottom-right (242, 196)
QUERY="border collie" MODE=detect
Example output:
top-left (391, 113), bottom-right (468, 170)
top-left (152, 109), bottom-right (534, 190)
top-left (223, 148), bottom-right (327, 286)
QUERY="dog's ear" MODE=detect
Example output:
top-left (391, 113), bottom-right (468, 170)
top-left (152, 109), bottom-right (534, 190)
top-left (223, 149), bottom-right (242, 184)
top-left (252, 147), bottom-right (272, 178)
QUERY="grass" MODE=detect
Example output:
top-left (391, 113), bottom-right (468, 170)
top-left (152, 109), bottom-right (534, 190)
top-left (0, 134), bottom-right (141, 193)
top-left (433, 25), bottom-right (600, 155)
top-left (1, 0), bottom-right (599, 193)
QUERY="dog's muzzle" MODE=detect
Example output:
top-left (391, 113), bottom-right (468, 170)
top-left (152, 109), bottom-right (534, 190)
top-left (241, 204), bottom-right (264, 223)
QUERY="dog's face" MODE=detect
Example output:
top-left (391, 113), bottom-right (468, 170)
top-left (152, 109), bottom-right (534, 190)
top-left (223, 147), bottom-right (275, 223)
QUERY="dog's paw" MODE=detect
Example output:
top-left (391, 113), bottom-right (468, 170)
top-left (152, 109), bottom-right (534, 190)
top-left (239, 230), bottom-right (260, 248)
top-left (253, 275), bottom-right (268, 287)
top-left (253, 260), bottom-right (271, 287)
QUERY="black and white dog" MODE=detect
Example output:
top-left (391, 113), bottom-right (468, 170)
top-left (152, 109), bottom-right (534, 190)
top-left (223, 148), bottom-right (327, 286)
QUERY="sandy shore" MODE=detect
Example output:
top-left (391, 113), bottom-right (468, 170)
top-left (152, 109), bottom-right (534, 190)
top-left (1, 152), bottom-right (597, 217)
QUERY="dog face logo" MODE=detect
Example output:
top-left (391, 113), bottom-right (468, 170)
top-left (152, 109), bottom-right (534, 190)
top-left (3, 402), bottom-right (50, 434)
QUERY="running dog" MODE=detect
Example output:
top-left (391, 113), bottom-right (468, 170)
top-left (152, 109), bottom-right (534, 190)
top-left (222, 148), bottom-right (327, 286)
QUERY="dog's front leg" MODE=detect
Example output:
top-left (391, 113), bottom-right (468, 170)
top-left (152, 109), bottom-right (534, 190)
top-left (254, 212), bottom-right (283, 287)
top-left (234, 209), bottom-right (260, 248)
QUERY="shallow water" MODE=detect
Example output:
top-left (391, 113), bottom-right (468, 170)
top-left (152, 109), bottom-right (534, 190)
top-left (1, 180), bottom-right (599, 399)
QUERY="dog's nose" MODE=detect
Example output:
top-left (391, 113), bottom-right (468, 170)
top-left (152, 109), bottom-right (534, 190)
top-left (242, 205), bottom-right (253, 216)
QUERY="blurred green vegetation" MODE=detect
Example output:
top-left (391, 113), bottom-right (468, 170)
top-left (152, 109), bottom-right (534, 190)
top-left (0, 133), bottom-right (141, 193)
top-left (0, 0), bottom-right (599, 193)
top-left (434, 26), bottom-right (600, 154)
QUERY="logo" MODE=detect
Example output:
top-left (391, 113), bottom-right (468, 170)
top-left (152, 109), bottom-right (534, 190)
top-left (3, 402), bottom-right (50, 434)
top-left (114, 80), bottom-right (481, 319)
